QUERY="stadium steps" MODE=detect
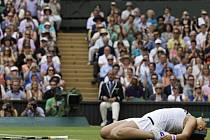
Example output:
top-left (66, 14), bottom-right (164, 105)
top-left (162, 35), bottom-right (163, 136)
top-left (58, 33), bottom-right (98, 101)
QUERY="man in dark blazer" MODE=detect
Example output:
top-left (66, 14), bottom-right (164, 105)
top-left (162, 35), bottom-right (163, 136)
top-left (99, 70), bottom-right (124, 127)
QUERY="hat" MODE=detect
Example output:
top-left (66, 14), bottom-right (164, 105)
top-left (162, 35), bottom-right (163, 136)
top-left (10, 66), bottom-right (18, 71)
top-left (54, 74), bottom-right (61, 79)
top-left (44, 21), bottom-right (51, 26)
top-left (183, 11), bottom-right (189, 15)
top-left (155, 39), bottom-right (162, 44)
top-left (126, 1), bottom-right (133, 6)
top-left (41, 37), bottom-right (48, 42)
top-left (111, 1), bottom-right (116, 5)
top-left (93, 15), bottom-right (104, 22)
top-left (132, 75), bottom-right (138, 80)
top-left (195, 83), bottom-right (201, 89)
top-left (43, 6), bottom-right (52, 14)
top-left (201, 10), bottom-right (207, 15)
top-left (107, 54), bottom-right (114, 60)
top-left (100, 28), bottom-right (108, 34)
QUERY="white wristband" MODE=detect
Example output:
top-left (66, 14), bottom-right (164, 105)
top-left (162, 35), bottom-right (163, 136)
top-left (171, 134), bottom-right (176, 140)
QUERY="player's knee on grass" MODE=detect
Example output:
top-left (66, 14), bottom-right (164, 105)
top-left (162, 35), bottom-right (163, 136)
top-left (110, 128), bottom-right (125, 139)
top-left (100, 127), bottom-right (111, 139)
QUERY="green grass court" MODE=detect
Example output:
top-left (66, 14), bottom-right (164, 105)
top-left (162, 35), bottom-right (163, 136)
top-left (0, 127), bottom-right (208, 140)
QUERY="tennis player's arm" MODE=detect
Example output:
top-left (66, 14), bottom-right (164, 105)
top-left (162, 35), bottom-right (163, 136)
top-left (176, 116), bottom-right (197, 140)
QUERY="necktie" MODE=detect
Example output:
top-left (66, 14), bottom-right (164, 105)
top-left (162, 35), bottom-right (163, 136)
top-left (109, 81), bottom-right (113, 91)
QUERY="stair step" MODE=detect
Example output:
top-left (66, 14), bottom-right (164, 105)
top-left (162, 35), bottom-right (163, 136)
top-left (60, 51), bottom-right (87, 55)
top-left (67, 81), bottom-right (97, 87)
top-left (58, 42), bottom-right (88, 47)
top-left (79, 88), bottom-right (99, 93)
top-left (60, 60), bottom-right (88, 65)
top-left (64, 78), bottom-right (92, 82)
top-left (62, 68), bottom-right (92, 72)
top-left (60, 55), bottom-right (88, 59)
top-left (57, 38), bottom-right (87, 44)
top-left (58, 33), bottom-right (98, 101)
top-left (59, 47), bottom-right (87, 50)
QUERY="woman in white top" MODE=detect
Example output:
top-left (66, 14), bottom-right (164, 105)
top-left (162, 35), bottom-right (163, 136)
top-left (100, 108), bottom-right (206, 140)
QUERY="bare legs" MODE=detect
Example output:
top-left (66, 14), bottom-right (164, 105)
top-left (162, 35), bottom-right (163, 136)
top-left (100, 120), bottom-right (154, 139)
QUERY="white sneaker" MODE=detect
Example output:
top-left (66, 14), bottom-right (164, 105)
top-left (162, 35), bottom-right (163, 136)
top-left (100, 120), bottom-right (107, 127)
top-left (113, 120), bottom-right (118, 123)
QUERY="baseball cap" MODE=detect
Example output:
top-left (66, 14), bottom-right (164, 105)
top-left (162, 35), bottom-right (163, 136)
top-left (155, 39), bottom-right (162, 44)
top-left (10, 66), bottom-right (18, 71)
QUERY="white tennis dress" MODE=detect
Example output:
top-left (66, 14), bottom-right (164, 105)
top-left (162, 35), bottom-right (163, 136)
top-left (126, 108), bottom-right (190, 140)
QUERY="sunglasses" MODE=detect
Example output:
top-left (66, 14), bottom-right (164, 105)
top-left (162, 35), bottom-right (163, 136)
top-left (156, 87), bottom-right (162, 89)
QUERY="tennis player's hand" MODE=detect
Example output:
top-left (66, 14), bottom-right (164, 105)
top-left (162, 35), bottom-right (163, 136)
top-left (160, 135), bottom-right (172, 140)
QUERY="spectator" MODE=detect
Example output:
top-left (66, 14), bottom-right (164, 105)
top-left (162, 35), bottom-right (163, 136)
top-left (99, 70), bottom-right (124, 126)
top-left (99, 54), bottom-right (114, 82)
top-left (168, 85), bottom-right (183, 102)
top-left (19, 11), bottom-right (39, 33)
top-left (155, 53), bottom-right (174, 78)
top-left (49, 0), bottom-right (62, 31)
top-left (4, 78), bottom-right (26, 100)
top-left (21, 99), bottom-right (45, 117)
top-left (197, 64), bottom-right (210, 86)
top-left (0, 47), bottom-right (16, 65)
top-left (121, 1), bottom-right (134, 23)
top-left (26, 81), bottom-right (43, 101)
top-left (0, 103), bottom-right (18, 117)
top-left (193, 83), bottom-right (207, 102)
top-left (162, 67), bottom-right (173, 88)
top-left (167, 28), bottom-right (185, 51)
top-left (45, 89), bottom-right (65, 116)
top-left (144, 73), bottom-right (158, 99)
top-left (125, 76), bottom-right (145, 102)
top-left (40, 53), bottom-right (60, 76)
top-left (107, 16), bottom-right (120, 43)
top-left (122, 14), bottom-right (137, 45)
top-left (196, 24), bottom-right (208, 49)
top-left (161, 23), bottom-right (173, 43)
top-left (201, 75), bottom-right (210, 101)
top-left (183, 74), bottom-right (195, 101)
top-left (43, 66), bottom-right (56, 91)
top-left (43, 78), bottom-right (62, 100)
top-left (163, 6), bottom-right (175, 24)
top-left (98, 46), bottom-right (116, 68)
top-left (149, 83), bottom-right (167, 101)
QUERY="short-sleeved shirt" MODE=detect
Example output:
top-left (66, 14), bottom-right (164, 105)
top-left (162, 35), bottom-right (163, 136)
top-left (45, 97), bottom-right (65, 117)
top-left (5, 90), bottom-right (26, 100)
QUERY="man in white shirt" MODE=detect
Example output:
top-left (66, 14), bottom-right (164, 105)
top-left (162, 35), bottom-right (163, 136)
top-left (149, 39), bottom-right (166, 63)
top-left (88, 29), bottom-right (112, 64)
top-left (98, 47), bottom-right (116, 67)
top-left (121, 1), bottom-right (134, 23)
top-left (196, 24), bottom-right (208, 49)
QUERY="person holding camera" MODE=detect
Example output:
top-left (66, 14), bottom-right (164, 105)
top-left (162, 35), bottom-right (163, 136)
top-left (0, 103), bottom-right (18, 117)
top-left (45, 89), bottom-right (65, 117)
top-left (21, 99), bottom-right (45, 117)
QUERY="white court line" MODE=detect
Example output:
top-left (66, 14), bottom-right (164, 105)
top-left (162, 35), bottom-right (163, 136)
top-left (0, 133), bottom-right (69, 139)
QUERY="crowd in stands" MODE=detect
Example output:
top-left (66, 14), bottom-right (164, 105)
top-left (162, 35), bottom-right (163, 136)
top-left (0, 0), bottom-right (65, 117)
top-left (87, 1), bottom-right (210, 103)
top-left (86, 1), bottom-right (210, 125)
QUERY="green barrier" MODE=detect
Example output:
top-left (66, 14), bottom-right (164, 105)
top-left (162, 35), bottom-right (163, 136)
top-left (0, 117), bottom-right (89, 127)
top-left (191, 112), bottom-right (210, 127)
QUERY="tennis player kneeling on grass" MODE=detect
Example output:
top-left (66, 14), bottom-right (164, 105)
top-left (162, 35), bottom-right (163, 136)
top-left (100, 108), bottom-right (207, 140)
